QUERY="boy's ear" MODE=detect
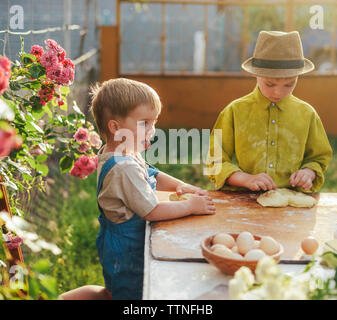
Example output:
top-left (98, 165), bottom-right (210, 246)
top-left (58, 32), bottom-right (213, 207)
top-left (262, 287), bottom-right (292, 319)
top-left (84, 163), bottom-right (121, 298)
top-left (107, 120), bottom-right (119, 135)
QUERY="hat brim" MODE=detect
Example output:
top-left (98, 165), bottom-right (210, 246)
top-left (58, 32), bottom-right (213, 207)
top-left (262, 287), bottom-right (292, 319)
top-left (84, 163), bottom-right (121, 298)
top-left (241, 57), bottom-right (315, 77)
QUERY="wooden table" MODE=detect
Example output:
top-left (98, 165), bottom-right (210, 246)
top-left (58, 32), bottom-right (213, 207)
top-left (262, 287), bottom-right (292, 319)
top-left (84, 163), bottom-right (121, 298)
top-left (143, 191), bottom-right (337, 300)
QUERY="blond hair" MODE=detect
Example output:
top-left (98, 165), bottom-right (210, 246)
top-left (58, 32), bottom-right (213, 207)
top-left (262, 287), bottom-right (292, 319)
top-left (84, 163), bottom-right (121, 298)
top-left (90, 78), bottom-right (162, 139)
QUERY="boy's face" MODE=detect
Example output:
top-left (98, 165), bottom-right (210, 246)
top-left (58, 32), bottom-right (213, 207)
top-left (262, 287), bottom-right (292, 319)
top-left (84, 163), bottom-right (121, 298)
top-left (256, 76), bottom-right (298, 103)
top-left (115, 104), bottom-right (159, 153)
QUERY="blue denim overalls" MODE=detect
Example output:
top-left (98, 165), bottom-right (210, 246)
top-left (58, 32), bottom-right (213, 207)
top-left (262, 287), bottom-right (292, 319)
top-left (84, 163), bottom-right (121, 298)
top-left (96, 155), bottom-right (158, 300)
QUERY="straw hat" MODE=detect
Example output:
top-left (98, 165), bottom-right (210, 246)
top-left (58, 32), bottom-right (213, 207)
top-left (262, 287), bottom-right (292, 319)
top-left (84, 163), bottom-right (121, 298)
top-left (241, 30), bottom-right (315, 77)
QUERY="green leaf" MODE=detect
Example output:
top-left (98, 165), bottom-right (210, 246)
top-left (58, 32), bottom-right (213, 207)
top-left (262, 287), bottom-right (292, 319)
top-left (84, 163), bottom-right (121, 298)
top-left (33, 259), bottom-right (51, 274)
top-left (39, 275), bottom-right (58, 298)
top-left (32, 104), bottom-right (45, 120)
top-left (59, 101), bottom-right (68, 112)
top-left (9, 81), bottom-right (21, 91)
top-left (60, 86), bottom-right (70, 95)
top-left (36, 154), bottom-right (48, 163)
top-left (59, 156), bottom-right (74, 174)
top-left (25, 122), bottom-right (44, 134)
top-left (28, 276), bottom-right (40, 300)
top-left (22, 173), bottom-right (33, 181)
top-left (26, 157), bottom-right (37, 169)
top-left (29, 63), bottom-right (45, 79)
top-left (21, 53), bottom-right (36, 65)
top-left (36, 163), bottom-right (49, 176)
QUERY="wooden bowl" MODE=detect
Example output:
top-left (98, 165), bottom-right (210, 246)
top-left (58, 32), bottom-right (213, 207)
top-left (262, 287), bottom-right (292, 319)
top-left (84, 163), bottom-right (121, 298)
top-left (201, 233), bottom-right (284, 276)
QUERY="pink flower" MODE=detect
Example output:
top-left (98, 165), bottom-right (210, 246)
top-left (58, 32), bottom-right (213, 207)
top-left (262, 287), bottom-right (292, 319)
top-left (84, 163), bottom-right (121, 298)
top-left (77, 141), bottom-right (90, 153)
top-left (30, 45), bottom-right (44, 60)
top-left (74, 127), bottom-right (89, 142)
top-left (0, 56), bottom-right (11, 95)
top-left (4, 232), bottom-right (23, 250)
top-left (62, 58), bottom-right (75, 69)
top-left (88, 131), bottom-right (102, 149)
top-left (0, 68), bottom-right (10, 95)
top-left (70, 155), bottom-right (97, 179)
top-left (45, 39), bottom-right (66, 62)
top-left (0, 56), bottom-right (11, 73)
top-left (0, 126), bottom-right (21, 157)
top-left (37, 80), bottom-right (55, 105)
top-left (40, 50), bottom-right (59, 69)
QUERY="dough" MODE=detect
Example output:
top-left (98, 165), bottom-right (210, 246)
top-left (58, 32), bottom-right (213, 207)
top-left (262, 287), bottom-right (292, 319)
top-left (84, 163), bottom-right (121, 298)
top-left (256, 190), bottom-right (288, 207)
top-left (257, 188), bottom-right (317, 208)
top-left (169, 193), bottom-right (193, 201)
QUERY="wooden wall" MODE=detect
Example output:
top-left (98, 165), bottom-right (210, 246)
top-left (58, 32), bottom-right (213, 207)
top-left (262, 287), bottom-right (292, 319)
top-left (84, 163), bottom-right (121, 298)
top-left (100, 26), bottom-right (337, 136)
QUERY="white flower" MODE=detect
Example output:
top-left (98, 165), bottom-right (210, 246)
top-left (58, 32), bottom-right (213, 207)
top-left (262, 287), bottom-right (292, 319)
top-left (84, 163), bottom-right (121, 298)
top-left (229, 278), bottom-right (248, 300)
top-left (255, 256), bottom-right (281, 283)
top-left (234, 266), bottom-right (255, 287)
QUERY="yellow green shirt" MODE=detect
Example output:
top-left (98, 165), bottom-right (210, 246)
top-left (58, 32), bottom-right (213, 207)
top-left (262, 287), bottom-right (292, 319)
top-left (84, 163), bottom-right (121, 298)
top-left (206, 85), bottom-right (332, 193)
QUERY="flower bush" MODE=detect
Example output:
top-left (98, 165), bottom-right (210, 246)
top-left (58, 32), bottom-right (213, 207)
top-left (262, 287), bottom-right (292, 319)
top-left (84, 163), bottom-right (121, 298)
top-left (0, 38), bottom-right (101, 299)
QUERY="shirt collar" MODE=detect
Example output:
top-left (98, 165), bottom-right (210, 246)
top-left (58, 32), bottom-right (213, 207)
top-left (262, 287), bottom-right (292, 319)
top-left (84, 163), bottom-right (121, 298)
top-left (253, 84), bottom-right (292, 111)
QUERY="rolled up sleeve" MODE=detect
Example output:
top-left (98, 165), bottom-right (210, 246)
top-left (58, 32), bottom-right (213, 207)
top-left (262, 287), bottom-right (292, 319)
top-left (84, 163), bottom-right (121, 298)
top-left (300, 112), bottom-right (333, 193)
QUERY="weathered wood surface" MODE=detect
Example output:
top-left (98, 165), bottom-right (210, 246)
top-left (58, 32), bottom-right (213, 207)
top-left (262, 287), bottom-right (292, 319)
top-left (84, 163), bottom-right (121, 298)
top-left (151, 191), bottom-right (337, 262)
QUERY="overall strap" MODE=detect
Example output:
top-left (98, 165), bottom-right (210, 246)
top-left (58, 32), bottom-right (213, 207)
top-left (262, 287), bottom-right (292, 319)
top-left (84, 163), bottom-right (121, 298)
top-left (97, 155), bottom-right (132, 197)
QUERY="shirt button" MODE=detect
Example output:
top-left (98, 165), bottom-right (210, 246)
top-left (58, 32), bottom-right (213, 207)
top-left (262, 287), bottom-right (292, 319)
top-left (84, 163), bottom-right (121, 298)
top-left (271, 141), bottom-right (275, 146)
top-left (271, 102), bottom-right (275, 106)
top-left (272, 120), bottom-right (276, 124)
top-left (269, 163), bottom-right (273, 168)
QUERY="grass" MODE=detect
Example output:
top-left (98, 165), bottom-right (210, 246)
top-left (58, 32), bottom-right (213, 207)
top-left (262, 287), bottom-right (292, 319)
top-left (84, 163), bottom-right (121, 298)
top-left (2, 134), bottom-right (336, 296)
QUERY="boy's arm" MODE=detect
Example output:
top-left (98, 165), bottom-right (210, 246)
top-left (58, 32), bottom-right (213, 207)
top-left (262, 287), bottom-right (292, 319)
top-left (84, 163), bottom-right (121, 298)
top-left (206, 106), bottom-right (242, 189)
top-left (155, 171), bottom-right (206, 195)
top-left (299, 112), bottom-right (332, 192)
top-left (144, 194), bottom-right (215, 221)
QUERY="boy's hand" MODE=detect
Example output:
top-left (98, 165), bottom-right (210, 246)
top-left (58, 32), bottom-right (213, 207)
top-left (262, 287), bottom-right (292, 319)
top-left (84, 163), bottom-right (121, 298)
top-left (227, 172), bottom-right (277, 191)
top-left (186, 194), bottom-right (216, 215)
top-left (238, 172), bottom-right (277, 191)
top-left (176, 183), bottom-right (208, 196)
top-left (289, 168), bottom-right (316, 191)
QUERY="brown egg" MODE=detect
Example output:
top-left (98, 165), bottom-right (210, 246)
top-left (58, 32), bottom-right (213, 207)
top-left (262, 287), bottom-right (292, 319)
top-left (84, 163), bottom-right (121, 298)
top-left (301, 236), bottom-right (319, 255)
top-left (212, 232), bottom-right (235, 249)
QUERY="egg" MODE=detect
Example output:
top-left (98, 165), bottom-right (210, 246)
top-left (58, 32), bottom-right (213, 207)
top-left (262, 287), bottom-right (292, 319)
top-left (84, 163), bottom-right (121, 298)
top-left (210, 244), bottom-right (227, 252)
top-left (259, 236), bottom-right (280, 255)
top-left (231, 253), bottom-right (244, 260)
top-left (231, 245), bottom-right (239, 254)
top-left (253, 240), bottom-right (260, 249)
top-left (212, 246), bottom-right (234, 258)
top-left (212, 233), bottom-right (235, 249)
top-left (301, 236), bottom-right (319, 255)
top-left (244, 249), bottom-right (266, 261)
top-left (236, 231), bottom-right (255, 255)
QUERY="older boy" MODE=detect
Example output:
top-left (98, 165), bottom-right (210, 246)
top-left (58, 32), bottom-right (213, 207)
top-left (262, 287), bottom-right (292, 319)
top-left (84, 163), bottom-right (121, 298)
top-left (207, 31), bottom-right (332, 193)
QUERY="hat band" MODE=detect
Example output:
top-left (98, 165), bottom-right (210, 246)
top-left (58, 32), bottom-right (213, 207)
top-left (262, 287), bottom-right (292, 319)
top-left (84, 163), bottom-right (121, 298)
top-left (252, 58), bottom-right (305, 69)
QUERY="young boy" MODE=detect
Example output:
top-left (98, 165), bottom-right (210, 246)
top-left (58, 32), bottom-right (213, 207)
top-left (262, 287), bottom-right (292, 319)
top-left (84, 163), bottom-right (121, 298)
top-left (207, 31), bottom-right (332, 193)
top-left (90, 78), bottom-right (215, 300)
